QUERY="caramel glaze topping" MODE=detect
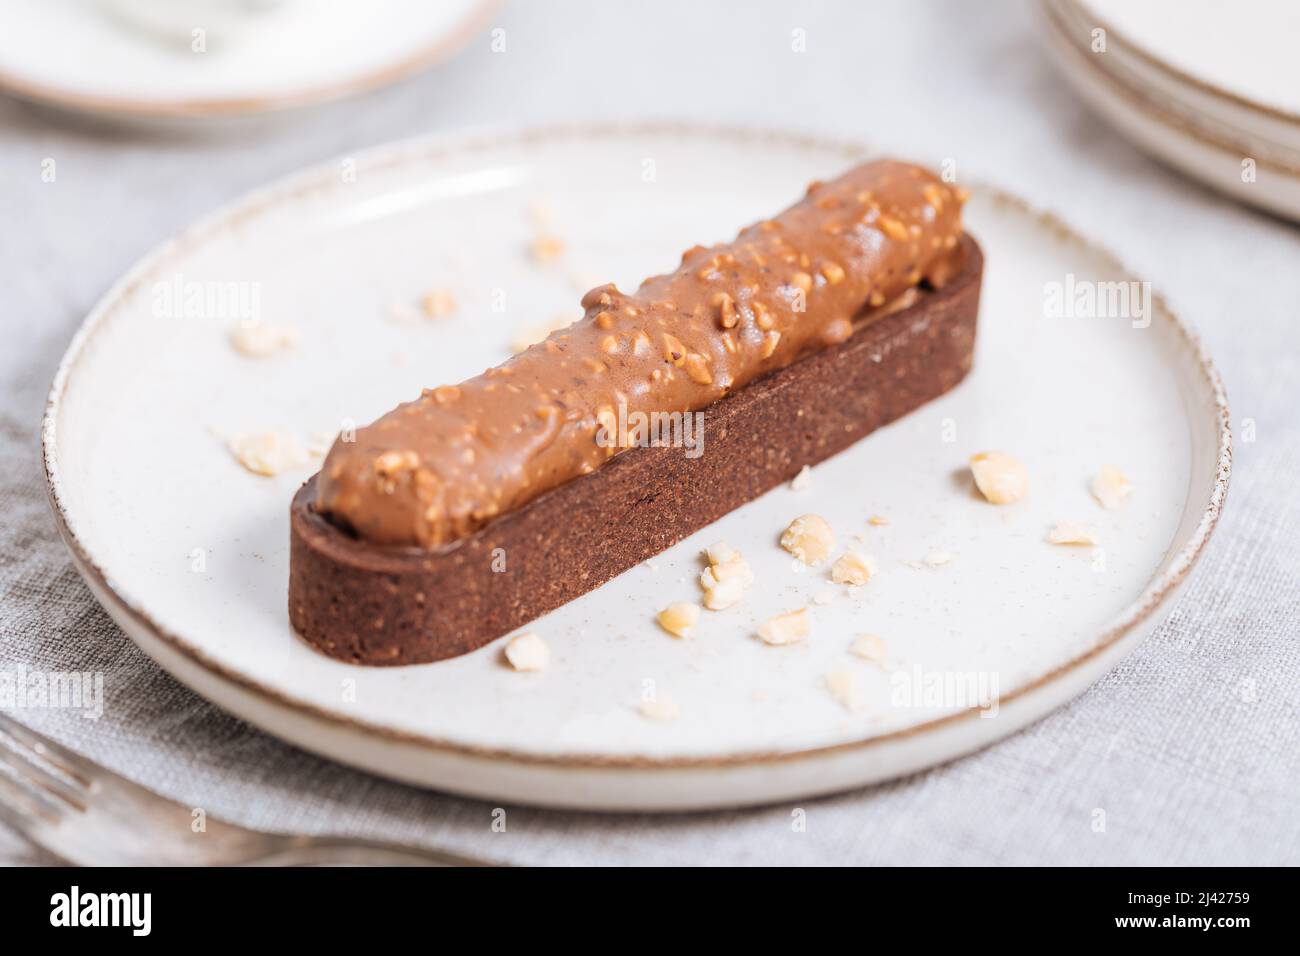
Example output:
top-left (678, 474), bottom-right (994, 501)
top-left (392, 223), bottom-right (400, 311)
top-left (318, 160), bottom-right (968, 549)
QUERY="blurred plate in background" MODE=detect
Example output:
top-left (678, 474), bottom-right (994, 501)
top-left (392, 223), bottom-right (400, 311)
top-left (1038, 0), bottom-right (1300, 222)
top-left (0, 0), bottom-right (497, 122)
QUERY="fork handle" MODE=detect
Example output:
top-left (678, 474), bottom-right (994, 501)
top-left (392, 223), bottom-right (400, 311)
top-left (251, 837), bottom-right (497, 867)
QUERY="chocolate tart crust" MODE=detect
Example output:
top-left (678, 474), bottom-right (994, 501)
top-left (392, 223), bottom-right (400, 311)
top-left (289, 233), bottom-right (983, 666)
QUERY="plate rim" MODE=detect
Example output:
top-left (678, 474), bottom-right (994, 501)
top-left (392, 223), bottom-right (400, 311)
top-left (40, 121), bottom-right (1233, 770)
top-left (0, 0), bottom-right (499, 119)
top-left (1062, 0), bottom-right (1300, 126)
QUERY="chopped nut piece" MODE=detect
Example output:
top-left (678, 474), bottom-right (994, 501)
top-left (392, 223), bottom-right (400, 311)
top-left (684, 353), bottom-right (713, 385)
top-left (504, 632), bottom-right (550, 672)
top-left (760, 330), bottom-right (782, 358)
top-left (813, 589), bottom-right (836, 606)
top-left (790, 465), bottom-right (812, 490)
top-left (758, 608), bottom-right (811, 646)
top-left (820, 262), bottom-right (846, 285)
top-left (712, 292), bottom-right (739, 329)
top-left (752, 301), bottom-right (774, 330)
top-left (868, 515), bottom-right (889, 526)
top-left (706, 540), bottom-right (737, 566)
top-left (791, 271), bottom-right (813, 293)
top-left (1091, 464), bottom-right (1133, 509)
top-left (878, 215), bottom-right (909, 242)
top-left (374, 449), bottom-right (420, 476)
top-left (703, 576), bottom-right (746, 610)
top-left (704, 555), bottom-right (754, 586)
top-left (531, 234), bottom-right (565, 263)
top-left (1047, 521), bottom-right (1098, 546)
top-left (228, 431), bottom-right (307, 477)
top-left (922, 182), bottom-right (946, 212)
top-left (825, 667), bottom-right (866, 712)
top-left (421, 288), bottom-right (457, 318)
top-left (780, 513), bottom-right (836, 565)
top-left (850, 633), bottom-right (888, 662)
top-left (662, 333), bottom-right (687, 366)
top-left (229, 322), bottom-right (299, 358)
top-left (657, 602), bottom-right (700, 638)
top-left (639, 695), bottom-right (679, 722)
top-left (970, 451), bottom-right (1029, 505)
top-left (831, 551), bottom-right (876, 586)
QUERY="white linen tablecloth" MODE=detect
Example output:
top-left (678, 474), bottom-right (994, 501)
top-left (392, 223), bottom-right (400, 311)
top-left (1, 0), bottom-right (1297, 866)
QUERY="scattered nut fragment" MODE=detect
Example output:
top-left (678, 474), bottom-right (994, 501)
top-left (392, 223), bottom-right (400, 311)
top-left (970, 451), bottom-right (1029, 505)
top-left (504, 632), bottom-right (550, 672)
top-left (831, 551), bottom-right (876, 587)
top-left (1047, 521), bottom-right (1098, 546)
top-left (924, 550), bottom-right (953, 568)
top-left (228, 431), bottom-right (307, 477)
top-left (657, 602), bottom-right (700, 638)
top-left (703, 576), bottom-right (747, 610)
top-left (868, 515), bottom-right (889, 526)
top-left (639, 695), bottom-right (679, 722)
top-left (530, 234), bottom-right (565, 263)
top-left (757, 608), bottom-right (811, 646)
top-left (813, 589), bottom-right (836, 606)
top-left (850, 633), bottom-right (888, 662)
top-left (706, 540), bottom-right (737, 565)
top-left (421, 288), bottom-right (457, 318)
top-left (780, 514), bottom-right (836, 565)
top-left (229, 322), bottom-right (299, 358)
top-left (790, 465), bottom-right (812, 491)
top-left (699, 541), bottom-right (755, 610)
top-left (1091, 464), bottom-right (1133, 509)
top-left (509, 315), bottom-right (572, 353)
top-left (825, 667), bottom-right (866, 712)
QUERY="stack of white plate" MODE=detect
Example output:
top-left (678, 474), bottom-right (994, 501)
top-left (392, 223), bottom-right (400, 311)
top-left (1037, 0), bottom-right (1300, 221)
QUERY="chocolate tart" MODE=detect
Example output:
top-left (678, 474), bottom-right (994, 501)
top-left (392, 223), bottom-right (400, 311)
top-left (289, 233), bottom-right (983, 665)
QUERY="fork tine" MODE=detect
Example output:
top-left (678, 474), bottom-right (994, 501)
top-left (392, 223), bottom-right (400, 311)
top-left (0, 713), bottom-right (94, 787)
top-left (0, 766), bottom-right (64, 827)
top-left (0, 740), bottom-right (88, 812)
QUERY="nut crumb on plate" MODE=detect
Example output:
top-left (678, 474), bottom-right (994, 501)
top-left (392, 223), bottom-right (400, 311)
top-left (825, 667), bottom-right (866, 712)
top-left (970, 451), bottom-right (1028, 505)
top-left (639, 695), bottom-right (679, 722)
top-left (780, 513), bottom-right (836, 565)
top-left (229, 322), bottom-right (299, 358)
top-left (531, 234), bottom-right (565, 263)
top-left (699, 541), bottom-right (754, 610)
top-left (813, 589), bottom-right (836, 605)
top-left (1091, 464), bottom-right (1133, 509)
top-left (850, 633), bottom-right (888, 662)
top-left (1047, 521), bottom-right (1098, 546)
top-left (504, 632), bottom-right (550, 672)
top-left (657, 602), bottom-right (700, 638)
top-left (758, 608), bottom-right (811, 646)
top-left (421, 288), bottom-right (457, 318)
top-left (831, 551), bottom-right (876, 586)
top-left (228, 431), bottom-right (308, 477)
top-left (868, 515), bottom-right (889, 526)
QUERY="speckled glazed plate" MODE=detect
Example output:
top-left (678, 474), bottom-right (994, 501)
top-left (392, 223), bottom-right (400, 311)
top-left (42, 125), bottom-right (1230, 811)
top-left (0, 0), bottom-right (495, 121)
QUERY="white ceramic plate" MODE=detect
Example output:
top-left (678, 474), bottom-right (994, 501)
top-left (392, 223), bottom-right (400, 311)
top-left (0, 0), bottom-right (496, 120)
top-left (43, 125), bottom-right (1230, 811)
top-left (1039, 0), bottom-right (1300, 222)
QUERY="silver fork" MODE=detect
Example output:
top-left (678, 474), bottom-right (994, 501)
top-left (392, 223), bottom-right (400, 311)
top-left (0, 712), bottom-right (494, 866)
